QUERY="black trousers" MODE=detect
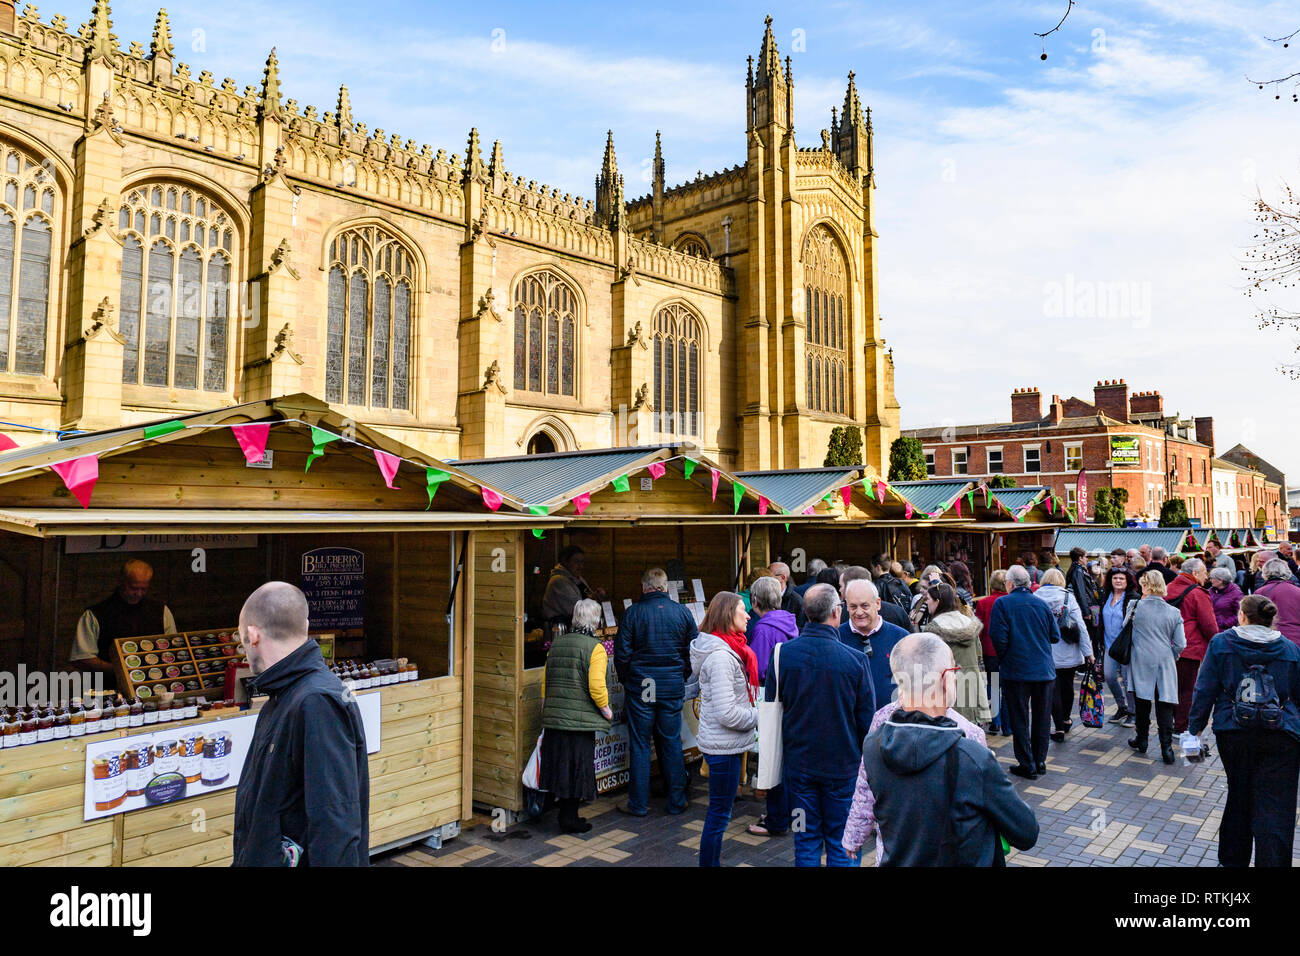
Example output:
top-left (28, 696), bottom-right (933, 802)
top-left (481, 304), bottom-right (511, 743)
top-left (1217, 731), bottom-right (1300, 867)
top-left (1003, 679), bottom-right (1054, 771)
top-left (1133, 697), bottom-right (1174, 747)
top-left (1052, 667), bottom-right (1077, 732)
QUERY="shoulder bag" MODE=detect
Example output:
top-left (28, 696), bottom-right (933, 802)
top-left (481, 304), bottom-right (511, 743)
top-left (756, 642), bottom-right (784, 789)
top-left (1107, 599), bottom-right (1138, 666)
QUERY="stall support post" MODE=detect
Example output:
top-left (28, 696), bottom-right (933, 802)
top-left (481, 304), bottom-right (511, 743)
top-left (460, 531), bottom-right (476, 822)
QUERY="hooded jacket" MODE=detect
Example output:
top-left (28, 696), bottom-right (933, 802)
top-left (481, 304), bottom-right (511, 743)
top-left (1256, 579), bottom-right (1300, 648)
top-left (233, 639), bottom-right (370, 867)
top-left (1033, 585), bottom-right (1092, 669)
top-left (1189, 625), bottom-right (1300, 741)
top-left (861, 711), bottom-right (1039, 866)
top-left (689, 634), bottom-right (758, 755)
top-left (922, 611), bottom-right (991, 724)
top-left (1208, 582), bottom-right (1245, 634)
top-left (1165, 573), bottom-right (1218, 661)
top-left (750, 609), bottom-right (799, 683)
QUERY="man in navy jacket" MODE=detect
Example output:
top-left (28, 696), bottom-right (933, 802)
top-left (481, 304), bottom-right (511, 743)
top-left (615, 567), bottom-right (698, 816)
top-left (989, 565), bottom-right (1060, 780)
top-left (838, 577), bottom-right (910, 708)
top-left (763, 583), bottom-right (875, 866)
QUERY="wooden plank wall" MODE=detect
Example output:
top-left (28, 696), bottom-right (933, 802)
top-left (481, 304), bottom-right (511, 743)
top-left (0, 533), bottom-right (51, 673)
top-left (471, 530), bottom-right (522, 812)
top-left (395, 531), bottom-right (456, 678)
top-left (0, 676), bottom-right (464, 866)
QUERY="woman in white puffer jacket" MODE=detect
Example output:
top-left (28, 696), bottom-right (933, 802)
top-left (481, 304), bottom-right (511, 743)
top-left (1034, 567), bottom-right (1094, 743)
top-left (689, 591), bottom-right (758, 867)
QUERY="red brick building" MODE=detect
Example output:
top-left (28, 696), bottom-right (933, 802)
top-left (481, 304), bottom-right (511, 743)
top-left (904, 380), bottom-right (1218, 523)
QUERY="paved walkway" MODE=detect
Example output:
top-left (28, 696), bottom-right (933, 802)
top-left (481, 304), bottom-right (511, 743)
top-left (375, 697), bottom-right (1291, 868)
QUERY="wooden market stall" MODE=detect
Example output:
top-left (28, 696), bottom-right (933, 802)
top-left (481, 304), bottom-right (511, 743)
top-left (0, 394), bottom-right (558, 866)
top-left (450, 446), bottom-right (829, 815)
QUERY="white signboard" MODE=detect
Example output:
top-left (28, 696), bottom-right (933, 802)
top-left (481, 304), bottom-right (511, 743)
top-left (692, 579), bottom-right (706, 604)
top-left (601, 601), bottom-right (617, 628)
top-left (622, 598), bottom-right (633, 611)
top-left (688, 602), bottom-right (706, 626)
top-left (83, 691), bottom-right (381, 821)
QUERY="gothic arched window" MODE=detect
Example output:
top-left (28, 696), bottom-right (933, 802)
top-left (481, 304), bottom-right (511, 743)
top-left (326, 225), bottom-right (414, 410)
top-left (802, 225), bottom-right (849, 415)
top-left (118, 183), bottom-right (235, 391)
top-left (512, 270), bottom-right (577, 397)
top-left (0, 142), bottom-right (58, 377)
top-left (674, 235), bottom-right (710, 259)
top-left (653, 303), bottom-right (702, 438)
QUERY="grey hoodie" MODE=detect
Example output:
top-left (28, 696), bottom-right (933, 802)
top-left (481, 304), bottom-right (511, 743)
top-left (689, 634), bottom-right (757, 756)
top-left (862, 711), bottom-right (1039, 866)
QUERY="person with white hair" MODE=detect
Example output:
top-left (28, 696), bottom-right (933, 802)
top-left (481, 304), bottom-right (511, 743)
top-left (841, 634), bottom-right (1039, 866)
top-left (989, 565), bottom-right (1061, 779)
top-left (1033, 567), bottom-right (1093, 742)
top-left (796, 558), bottom-right (828, 597)
top-left (1147, 546), bottom-right (1177, 585)
top-left (1128, 571), bottom-right (1186, 764)
top-left (839, 577), bottom-right (911, 707)
top-left (1255, 559), bottom-right (1300, 646)
top-left (768, 561), bottom-right (807, 629)
top-left (1208, 566), bottom-right (1245, 633)
top-left (1166, 557), bottom-right (1219, 733)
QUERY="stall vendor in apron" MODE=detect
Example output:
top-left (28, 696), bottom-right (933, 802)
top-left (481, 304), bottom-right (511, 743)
top-left (542, 546), bottom-right (606, 632)
top-left (70, 558), bottom-right (177, 686)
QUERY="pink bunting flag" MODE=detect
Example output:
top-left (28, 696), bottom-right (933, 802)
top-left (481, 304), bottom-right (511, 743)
top-left (954, 496), bottom-right (963, 518)
top-left (572, 492), bottom-right (591, 515)
top-left (231, 423), bottom-right (271, 464)
top-left (1046, 498), bottom-right (1055, 514)
top-left (840, 486), bottom-right (852, 509)
top-left (51, 455), bottom-right (98, 508)
top-left (647, 462), bottom-right (666, 481)
top-left (0, 433), bottom-right (17, 451)
top-left (710, 467), bottom-right (720, 502)
top-left (876, 480), bottom-right (888, 500)
top-left (373, 449), bottom-right (401, 490)
top-left (803, 506), bottom-right (815, 515)
top-left (904, 502), bottom-right (914, 520)
top-left (481, 487), bottom-right (502, 512)
top-left (759, 496), bottom-right (770, 516)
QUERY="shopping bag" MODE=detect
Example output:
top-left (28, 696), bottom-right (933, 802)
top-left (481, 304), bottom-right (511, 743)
top-left (755, 643), bottom-right (784, 789)
top-left (1078, 661), bottom-right (1105, 728)
top-left (521, 730), bottom-right (545, 790)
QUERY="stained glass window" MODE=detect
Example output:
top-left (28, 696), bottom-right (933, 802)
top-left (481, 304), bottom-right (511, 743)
top-left (0, 142), bottom-right (58, 377)
top-left (652, 303), bottom-right (703, 439)
top-left (324, 225), bottom-right (416, 409)
top-left (513, 271), bottom-right (578, 397)
top-left (802, 225), bottom-right (850, 414)
top-left (118, 183), bottom-right (237, 390)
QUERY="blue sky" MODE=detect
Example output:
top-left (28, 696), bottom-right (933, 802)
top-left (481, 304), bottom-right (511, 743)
top-left (97, 0), bottom-right (1300, 485)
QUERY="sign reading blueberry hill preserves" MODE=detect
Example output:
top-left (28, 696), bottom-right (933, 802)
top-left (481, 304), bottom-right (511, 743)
top-left (300, 547), bottom-right (365, 629)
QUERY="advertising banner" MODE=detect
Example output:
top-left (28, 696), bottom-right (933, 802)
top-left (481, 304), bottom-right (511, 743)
top-left (1109, 436), bottom-right (1140, 466)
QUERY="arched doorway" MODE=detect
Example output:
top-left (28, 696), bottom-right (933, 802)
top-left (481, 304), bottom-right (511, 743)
top-left (527, 432), bottom-right (557, 456)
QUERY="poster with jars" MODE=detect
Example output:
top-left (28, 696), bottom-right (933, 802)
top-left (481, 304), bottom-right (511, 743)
top-left (81, 692), bottom-right (381, 821)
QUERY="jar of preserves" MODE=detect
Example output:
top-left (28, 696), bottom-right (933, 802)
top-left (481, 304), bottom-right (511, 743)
top-left (153, 739), bottom-right (179, 776)
top-left (113, 696), bottom-right (130, 730)
top-left (182, 699), bottom-right (198, 720)
top-left (53, 706), bottom-right (70, 739)
top-left (84, 699), bottom-right (102, 735)
top-left (143, 702), bottom-right (158, 724)
top-left (2, 709), bottom-right (19, 747)
top-left (36, 705), bottom-right (55, 743)
top-left (69, 699), bottom-right (86, 737)
top-left (128, 697), bottom-right (144, 728)
top-left (19, 708), bottom-right (37, 746)
top-left (160, 699), bottom-right (175, 722)
top-left (179, 735), bottom-right (203, 783)
top-left (201, 733), bottom-right (233, 787)
top-left (126, 743), bottom-right (153, 797)
top-left (92, 753), bottom-right (127, 811)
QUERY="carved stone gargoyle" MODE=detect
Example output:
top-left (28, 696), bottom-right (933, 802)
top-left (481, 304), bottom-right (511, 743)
top-left (474, 287), bottom-right (502, 322)
top-left (82, 296), bottom-right (124, 343)
top-left (632, 382), bottom-right (653, 411)
top-left (483, 359), bottom-right (507, 395)
top-left (268, 238), bottom-right (300, 280)
top-left (626, 320), bottom-right (648, 350)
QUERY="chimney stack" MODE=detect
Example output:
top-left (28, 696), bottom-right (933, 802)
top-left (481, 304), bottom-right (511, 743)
top-left (1093, 378), bottom-right (1130, 423)
top-left (0, 1), bottom-right (15, 33)
top-left (1195, 416), bottom-right (1215, 454)
top-left (1047, 394), bottom-right (1064, 424)
top-left (1011, 386), bottom-right (1041, 422)
top-left (1129, 389), bottom-right (1164, 417)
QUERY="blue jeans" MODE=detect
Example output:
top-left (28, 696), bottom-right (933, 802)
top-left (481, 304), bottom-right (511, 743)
top-left (765, 783), bottom-right (790, 833)
top-left (699, 753), bottom-right (743, 866)
top-left (786, 771), bottom-right (860, 867)
top-left (624, 691), bottom-right (686, 815)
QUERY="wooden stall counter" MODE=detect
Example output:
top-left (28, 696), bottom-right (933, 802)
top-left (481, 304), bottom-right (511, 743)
top-left (0, 675), bottom-right (465, 867)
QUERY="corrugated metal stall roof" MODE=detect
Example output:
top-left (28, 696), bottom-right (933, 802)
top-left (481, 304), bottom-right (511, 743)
top-left (888, 480), bottom-right (971, 514)
top-left (989, 487), bottom-right (1049, 511)
top-left (734, 467), bottom-right (859, 513)
top-left (1053, 527), bottom-right (1189, 555)
top-left (449, 447), bottom-right (665, 505)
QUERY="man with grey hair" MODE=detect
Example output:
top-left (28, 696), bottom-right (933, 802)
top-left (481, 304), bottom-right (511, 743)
top-left (763, 583), bottom-right (874, 866)
top-left (1167, 556), bottom-right (1218, 733)
top-left (839, 578), bottom-right (910, 706)
top-left (1256, 559), bottom-right (1300, 646)
top-left (847, 634), bottom-right (1039, 866)
top-left (840, 565), bottom-right (914, 632)
top-left (796, 558), bottom-right (827, 597)
top-left (234, 582), bottom-right (369, 866)
top-left (71, 558), bottom-right (178, 686)
top-left (768, 561), bottom-right (807, 628)
top-left (1148, 546), bottom-right (1177, 585)
top-left (989, 565), bottom-right (1060, 779)
top-left (615, 567), bottom-right (697, 816)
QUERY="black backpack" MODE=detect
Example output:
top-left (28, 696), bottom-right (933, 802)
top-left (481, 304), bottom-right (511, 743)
top-left (1233, 662), bottom-right (1284, 730)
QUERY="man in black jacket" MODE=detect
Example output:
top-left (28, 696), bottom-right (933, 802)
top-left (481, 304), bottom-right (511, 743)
top-left (859, 634), bottom-right (1039, 866)
top-left (233, 582), bottom-right (369, 866)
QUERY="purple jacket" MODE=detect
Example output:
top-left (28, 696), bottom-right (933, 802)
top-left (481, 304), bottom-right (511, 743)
top-left (750, 609), bottom-right (799, 682)
top-left (1209, 583), bottom-right (1244, 634)
top-left (1257, 580), bottom-right (1300, 648)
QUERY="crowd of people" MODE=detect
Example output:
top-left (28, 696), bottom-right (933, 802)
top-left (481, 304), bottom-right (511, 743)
top-left (535, 539), bottom-right (1300, 868)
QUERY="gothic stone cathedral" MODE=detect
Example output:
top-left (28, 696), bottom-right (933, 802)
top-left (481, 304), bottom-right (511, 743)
top-left (0, 4), bottom-right (900, 470)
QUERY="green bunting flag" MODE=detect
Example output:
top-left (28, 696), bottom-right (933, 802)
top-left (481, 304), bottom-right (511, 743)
top-left (425, 467), bottom-right (451, 509)
top-left (733, 482), bottom-right (745, 514)
top-left (965, 490), bottom-right (975, 512)
top-left (785, 523), bottom-right (791, 533)
top-left (683, 459), bottom-right (697, 481)
top-left (529, 505), bottom-right (548, 539)
top-left (612, 474), bottom-right (630, 493)
top-left (305, 426), bottom-right (340, 472)
top-left (863, 480), bottom-right (876, 501)
top-left (143, 420), bottom-right (186, 440)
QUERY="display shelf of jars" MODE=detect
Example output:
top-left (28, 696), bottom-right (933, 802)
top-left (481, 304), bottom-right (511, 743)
top-left (111, 629), bottom-right (246, 702)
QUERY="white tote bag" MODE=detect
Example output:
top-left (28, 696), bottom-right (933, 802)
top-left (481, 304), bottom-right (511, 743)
top-left (755, 642), bottom-right (784, 789)
top-left (521, 731), bottom-right (545, 791)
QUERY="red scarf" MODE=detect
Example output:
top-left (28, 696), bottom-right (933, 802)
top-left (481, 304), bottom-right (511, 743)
top-left (715, 630), bottom-right (759, 703)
